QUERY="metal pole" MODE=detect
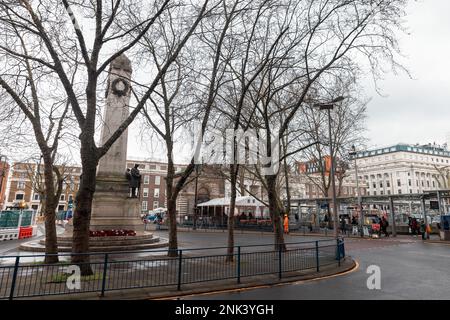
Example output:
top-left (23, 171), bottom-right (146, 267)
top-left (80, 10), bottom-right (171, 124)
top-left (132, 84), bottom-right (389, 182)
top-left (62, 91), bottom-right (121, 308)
top-left (437, 191), bottom-right (443, 227)
top-left (315, 241), bottom-right (320, 272)
top-left (389, 197), bottom-right (397, 237)
top-left (193, 165), bottom-right (199, 230)
top-left (9, 256), bottom-right (20, 300)
top-left (327, 109), bottom-right (339, 239)
top-left (278, 245), bottom-right (282, 279)
top-left (177, 249), bottom-right (183, 290)
top-left (100, 253), bottom-right (109, 297)
top-left (237, 246), bottom-right (241, 284)
top-left (353, 154), bottom-right (364, 237)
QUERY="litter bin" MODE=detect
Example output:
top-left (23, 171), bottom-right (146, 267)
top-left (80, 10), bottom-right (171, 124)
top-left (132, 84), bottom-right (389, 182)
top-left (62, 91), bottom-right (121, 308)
top-left (440, 215), bottom-right (450, 241)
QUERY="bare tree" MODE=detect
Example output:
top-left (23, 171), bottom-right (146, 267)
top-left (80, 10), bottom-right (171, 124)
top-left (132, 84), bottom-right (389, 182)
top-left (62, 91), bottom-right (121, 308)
top-left (0, 66), bottom-right (71, 264)
top-left (134, 0), bottom-right (241, 256)
top-left (240, 0), bottom-right (407, 249)
top-left (0, 0), bottom-right (214, 273)
top-left (433, 165), bottom-right (450, 189)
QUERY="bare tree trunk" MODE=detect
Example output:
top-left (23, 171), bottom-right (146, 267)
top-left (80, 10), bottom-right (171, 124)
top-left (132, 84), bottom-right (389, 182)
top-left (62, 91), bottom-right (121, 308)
top-left (42, 156), bottom-right (59, 264)
top-left (72, 145), bottom-right (98, 275)
top-left (226, 164), bottom-right (237, 262)
top-left (282, 137), bottom-right (291, 217)
top-left (166, 145), bottom-right (178, 257)
top-left (266, 174), bottom-right (286, 251)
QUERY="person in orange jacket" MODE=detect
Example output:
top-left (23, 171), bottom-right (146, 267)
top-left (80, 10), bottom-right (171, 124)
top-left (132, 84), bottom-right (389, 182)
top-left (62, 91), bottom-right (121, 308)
top-left (283, 214), bottom-right (289, 234)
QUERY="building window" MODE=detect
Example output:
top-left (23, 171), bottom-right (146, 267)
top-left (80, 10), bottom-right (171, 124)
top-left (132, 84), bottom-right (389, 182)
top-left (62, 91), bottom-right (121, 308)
top-left (372, 183), bottom-right (376, 189)
top-left (379, 182), bottom-right (383, 188)
top-left (410, 189), bottom-right (413, 194)
top-left (397, 179), bottom-right (401, 187)
top-left (143, 188), bottom-right (149, 198)
top-left (373, 191), bottom-right (377, 196)
top-left (17, 181), bottom-right (26, 189)
top-left (387, 190), bottom-right (391, 195)
top-left (427, 181), bottom-right (430, 187)
top-left (408, 180), bottom-right (411, 186)
top-left (154, 188), bottom-right (159, 198)
top-left (432, 181), bottom-right (435, 188)
top-left (155, 176), bottom-right (160, 185)
top-left (33, 193), bottom-right (40, 201)
top-left (58, 205), bottom-right (65, 211)
top-left (386, 181), bottom-right (390, 188)
top-left (60, 194), bottom-right (65, 201)
top-left (153, 201), bottom-right (159, 209)
top-left (144, 175), bottom-right (149, 184)
top-left (142, 201), bottom-right (148, 211)
top-left (380, 191), bottom-right (384, 195)
top-left (398, 189), bottom-right (402, 194)
top-left (68, 195), bottom-right (73, 202)
top-left (31, 205), bottom-right (38, 210)
top-left (15, 193), bottom-right (25, 201)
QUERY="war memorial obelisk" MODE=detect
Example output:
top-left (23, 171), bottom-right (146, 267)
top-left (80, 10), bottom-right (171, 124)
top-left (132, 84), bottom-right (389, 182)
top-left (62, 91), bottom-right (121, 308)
top-left (20, 54), bottom-right (166, 252)
top-left (89, 54), bottom-right (143, 232)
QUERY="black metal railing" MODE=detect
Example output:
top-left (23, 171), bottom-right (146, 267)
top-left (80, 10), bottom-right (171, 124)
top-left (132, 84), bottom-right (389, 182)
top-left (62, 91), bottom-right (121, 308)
top-left (0, 238), bottom-right (345, 300)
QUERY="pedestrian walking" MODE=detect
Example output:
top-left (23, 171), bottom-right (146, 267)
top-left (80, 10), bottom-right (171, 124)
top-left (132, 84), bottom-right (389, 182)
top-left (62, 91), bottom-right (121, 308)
top-left (420, 220), bottom-right (426, 240)
top-left (411, 218), bottom-right (418, 237)
top-left (283, 214), bottom-right (289, 234)
top-left (408, 217), bottom-right (413, 235)
top-left (381, 216), bottom-right (389, 237)
top-left (340, 217), bottom-right (346, 235)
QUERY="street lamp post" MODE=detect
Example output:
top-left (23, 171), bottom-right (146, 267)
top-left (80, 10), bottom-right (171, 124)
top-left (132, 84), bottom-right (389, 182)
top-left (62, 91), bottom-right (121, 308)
top-left (349, 146), bottom-right (364, 237)
top-left (193, 164), bottom-right (200, 230)
top-left (314, 96), bottom-right (345, 239)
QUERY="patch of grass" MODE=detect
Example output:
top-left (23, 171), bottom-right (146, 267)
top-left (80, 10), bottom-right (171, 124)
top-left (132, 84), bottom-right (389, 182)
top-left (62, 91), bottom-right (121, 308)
top-left (47, 272), bottom-right (103, 283)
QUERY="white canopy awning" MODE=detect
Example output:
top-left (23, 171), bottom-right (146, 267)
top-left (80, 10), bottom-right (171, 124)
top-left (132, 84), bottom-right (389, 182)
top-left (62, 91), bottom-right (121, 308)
top-left (197, 196), bottom-right (269, 217)
top-left (197, 196), bottom-right (266, 208)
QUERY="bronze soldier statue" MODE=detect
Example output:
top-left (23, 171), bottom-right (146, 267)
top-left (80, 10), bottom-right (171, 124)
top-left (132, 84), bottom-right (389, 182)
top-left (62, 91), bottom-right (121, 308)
top-left (126, 164), bottom-right (141, 198)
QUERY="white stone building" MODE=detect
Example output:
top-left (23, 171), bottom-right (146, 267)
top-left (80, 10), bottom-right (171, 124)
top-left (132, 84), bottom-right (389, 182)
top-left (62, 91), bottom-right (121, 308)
top-left (351, 143), bottom-right (450, 196)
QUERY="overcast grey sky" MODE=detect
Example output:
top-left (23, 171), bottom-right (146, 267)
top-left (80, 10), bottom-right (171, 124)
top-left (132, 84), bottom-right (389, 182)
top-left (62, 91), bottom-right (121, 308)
top-left (126, 0), bottom-right (450, 162)
top-left (364, 0), bottom-right (450, 149)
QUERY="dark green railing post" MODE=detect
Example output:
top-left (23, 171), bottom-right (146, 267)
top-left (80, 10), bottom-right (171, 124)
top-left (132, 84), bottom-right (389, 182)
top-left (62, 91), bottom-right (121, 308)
top-left (9, 256), bottom-right (20, 300)
top-left (278, 245), bottom-right (282, 279)
top-left (237, 246), bottom-right (241, 284)
top-left (100, 253), bottom-right (108, 297)
top-left (177, 250), bottom-right (183, 291)
top-left (315, 241), bottom-right (320, 272)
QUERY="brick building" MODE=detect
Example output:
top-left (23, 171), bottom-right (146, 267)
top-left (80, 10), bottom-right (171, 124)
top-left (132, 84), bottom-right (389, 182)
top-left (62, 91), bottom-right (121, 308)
top-left (296, 156), bottom-right (367, 199)
top-left (126, 160), bottom-right (226, 217)
top-left (3, 162), bottom-right (81, 214)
